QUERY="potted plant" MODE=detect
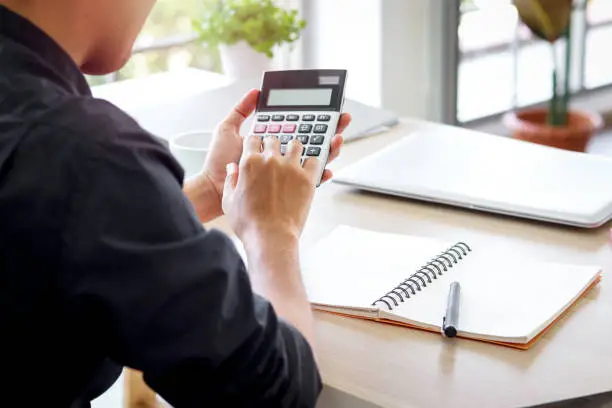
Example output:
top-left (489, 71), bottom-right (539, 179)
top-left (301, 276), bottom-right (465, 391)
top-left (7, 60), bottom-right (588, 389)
top-left (502, 0), bottom-right (603, 152)
top-left (193, 0), bottom-right (307, 79)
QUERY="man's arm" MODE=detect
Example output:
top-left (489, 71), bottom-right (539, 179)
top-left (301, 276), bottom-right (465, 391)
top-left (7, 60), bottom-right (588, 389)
top-left (62, 130), bottom-right (322, 407)
top-left (182, 173), bottom-right (223, 223)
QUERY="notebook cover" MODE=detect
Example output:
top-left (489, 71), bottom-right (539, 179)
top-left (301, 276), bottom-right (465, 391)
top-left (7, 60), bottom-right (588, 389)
top-left (314, 274), bottom-right (601, 350)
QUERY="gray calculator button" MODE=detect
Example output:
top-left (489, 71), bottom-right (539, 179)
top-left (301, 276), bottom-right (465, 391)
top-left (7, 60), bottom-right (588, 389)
top-left (310, 135), bottom-right (325, 145)
top-left (257, 115), bottom-right (270, 122)
top-left (302, 114), bottom-right (315, 121)
top-left (306, 147), bottom-right (321, 157)
top-left (272, 114), bottom-right (285, 121)
top-left (298, 124), bottom-right (313, 133)
top-left (286, 114), bottom-right (299, 121)
top-left (296, 135), bottom-right (309, 144)
top-left (279, 135), bottom-right (293, 144)
top-left (313, 124), bottom-right (328, 134)
top-left (317, 114), bottom-right (331, 122)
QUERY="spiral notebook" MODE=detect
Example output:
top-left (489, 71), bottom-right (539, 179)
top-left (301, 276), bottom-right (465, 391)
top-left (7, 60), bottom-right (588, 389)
top-left (301, 226), bottom-right (602, 349)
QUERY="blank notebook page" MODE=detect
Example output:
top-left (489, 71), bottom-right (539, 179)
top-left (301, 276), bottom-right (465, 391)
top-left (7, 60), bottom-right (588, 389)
top-left (301, 226), bottom-right (456, 310)
top-left (387, 253), bottom-right (601, 343)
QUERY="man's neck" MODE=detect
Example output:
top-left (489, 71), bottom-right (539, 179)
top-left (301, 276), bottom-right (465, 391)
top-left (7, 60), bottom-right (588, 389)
top-left (0, 1), bottom-right (88, 68)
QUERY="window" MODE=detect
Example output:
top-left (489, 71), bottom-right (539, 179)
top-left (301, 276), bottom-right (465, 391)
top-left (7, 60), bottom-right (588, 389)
top-left (86, 0), bottom-right (302, 86)
top-left (585, 0), bottom-right (612, 88)
top-left (456, 0), bottom-right (612, 125)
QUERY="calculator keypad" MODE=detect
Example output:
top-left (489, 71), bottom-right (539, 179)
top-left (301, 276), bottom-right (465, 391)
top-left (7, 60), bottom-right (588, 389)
top-left (250, 112), bottom-right (339, 176)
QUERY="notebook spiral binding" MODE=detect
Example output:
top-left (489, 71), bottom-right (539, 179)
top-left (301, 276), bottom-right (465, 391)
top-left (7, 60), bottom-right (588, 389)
top-left (372, 242), bottom-right (472, 311)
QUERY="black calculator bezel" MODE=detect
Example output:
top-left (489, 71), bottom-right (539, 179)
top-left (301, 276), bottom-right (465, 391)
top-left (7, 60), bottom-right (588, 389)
top-left (256, 69), bottom-right (347, 112)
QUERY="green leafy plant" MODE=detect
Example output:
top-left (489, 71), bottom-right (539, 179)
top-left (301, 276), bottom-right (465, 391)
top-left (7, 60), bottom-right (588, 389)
top-left (514, 0), bottom-right (588, 126)
top-left (192, 0), bottom-right (307, 59)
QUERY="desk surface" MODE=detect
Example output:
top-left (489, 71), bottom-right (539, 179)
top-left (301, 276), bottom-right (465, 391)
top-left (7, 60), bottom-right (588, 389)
top-left (207, 119), bottom-right (612, 408)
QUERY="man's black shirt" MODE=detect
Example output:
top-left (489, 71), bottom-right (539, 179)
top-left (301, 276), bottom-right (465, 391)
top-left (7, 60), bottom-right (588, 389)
top-left (0, 6), bottom-right (321, 407)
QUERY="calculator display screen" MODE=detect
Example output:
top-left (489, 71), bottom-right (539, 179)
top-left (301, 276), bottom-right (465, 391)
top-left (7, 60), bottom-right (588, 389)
top-left (258, 69), bottom-right (346, 112)
top-left (267, 88), bottom-right (333, 107)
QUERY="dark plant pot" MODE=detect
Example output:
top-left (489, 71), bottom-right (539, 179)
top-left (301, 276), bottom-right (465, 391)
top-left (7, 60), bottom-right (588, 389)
top-left (502, 108), bottom-right (603, 152)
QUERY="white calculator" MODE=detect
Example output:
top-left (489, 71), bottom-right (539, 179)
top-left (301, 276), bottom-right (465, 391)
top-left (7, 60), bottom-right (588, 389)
top-left (250, 69), bottom-right (348, 186)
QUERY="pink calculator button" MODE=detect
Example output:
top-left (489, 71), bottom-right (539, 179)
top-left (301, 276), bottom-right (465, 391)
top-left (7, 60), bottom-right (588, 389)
top-left (282, 124), bottom-right (297, 133)
top-left (254, 124), bottom-right (267, 133)
top-left (268, 124), bottom-right (282, 133)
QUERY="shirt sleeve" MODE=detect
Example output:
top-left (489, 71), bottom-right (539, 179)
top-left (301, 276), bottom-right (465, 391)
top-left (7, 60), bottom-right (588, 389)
top-left (60, 127), bottom-right (322, 407)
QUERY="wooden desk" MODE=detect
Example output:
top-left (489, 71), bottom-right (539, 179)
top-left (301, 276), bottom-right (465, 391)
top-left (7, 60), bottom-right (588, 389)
top-left (208, 119), bottom-right (612, 408)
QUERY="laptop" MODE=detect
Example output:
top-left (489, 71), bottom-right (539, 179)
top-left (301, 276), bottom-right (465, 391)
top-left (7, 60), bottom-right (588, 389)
top-left (333, 129), bottom-right (612, 228)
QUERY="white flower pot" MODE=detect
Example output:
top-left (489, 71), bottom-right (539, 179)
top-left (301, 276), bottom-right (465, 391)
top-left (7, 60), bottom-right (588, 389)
top-left (219, 41), bottom-right (272, 79)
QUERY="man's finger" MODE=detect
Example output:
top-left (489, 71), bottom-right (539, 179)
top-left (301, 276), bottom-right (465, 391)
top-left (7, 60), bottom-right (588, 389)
top-left (224, 89), bottom-right (260, 127)
top-left (285, 139), bottom-right (303, 164)
top-left (327, 135), bottom-right (344, 163)
top-left (224, 163), bottom-right (239, 191)
top-left (263, 136), bottom-right (281, 158)
top-left (243, 135), bottom-right (262, 156)
top-left (336, 113), bottom-right (352, 135)
top-left (320, 169), bottom-right (333, 184)
top-left (302, 157), bottom-right (320, 185)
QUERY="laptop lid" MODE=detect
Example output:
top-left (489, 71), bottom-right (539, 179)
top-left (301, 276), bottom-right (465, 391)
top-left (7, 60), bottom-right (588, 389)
top-left (333, 130), bottom-right (612, 228)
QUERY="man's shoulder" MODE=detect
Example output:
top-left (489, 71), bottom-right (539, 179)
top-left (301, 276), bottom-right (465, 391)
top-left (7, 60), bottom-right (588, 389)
top-left (32, 96), bottom-right (181, 175)
top-left (42, 96), bottom-right (166, 150)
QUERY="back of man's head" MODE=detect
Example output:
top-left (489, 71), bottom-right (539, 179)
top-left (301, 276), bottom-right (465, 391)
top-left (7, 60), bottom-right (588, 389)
top-left (0, 0), bottom-right (156, 75)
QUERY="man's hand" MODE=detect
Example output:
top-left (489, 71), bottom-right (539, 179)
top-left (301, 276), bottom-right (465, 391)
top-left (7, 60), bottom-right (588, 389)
top-left (222, 135), bottom-right (324, 352)
top-left (223, 136), bottom-right (318, 243)
top-left (183, 89), bottom-right (351, 223)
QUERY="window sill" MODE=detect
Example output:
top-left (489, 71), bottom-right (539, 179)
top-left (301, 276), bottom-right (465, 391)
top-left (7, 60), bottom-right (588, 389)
top-left (465, 85), bottom-right (612, 136)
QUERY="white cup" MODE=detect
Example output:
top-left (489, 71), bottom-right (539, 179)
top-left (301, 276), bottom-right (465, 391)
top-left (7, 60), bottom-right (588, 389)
top-left (169, 130), bottom-right (214, 179)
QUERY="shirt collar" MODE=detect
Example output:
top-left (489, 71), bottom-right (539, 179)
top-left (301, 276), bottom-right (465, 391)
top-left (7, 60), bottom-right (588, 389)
top-left (0, 5), bottom-right (91, 96)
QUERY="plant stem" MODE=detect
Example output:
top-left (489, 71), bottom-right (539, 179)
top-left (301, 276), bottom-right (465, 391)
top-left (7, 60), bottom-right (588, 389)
top-left (561, 18), bottom-right (573, 126)
top-left (549, 43), bottom-right (560, 126)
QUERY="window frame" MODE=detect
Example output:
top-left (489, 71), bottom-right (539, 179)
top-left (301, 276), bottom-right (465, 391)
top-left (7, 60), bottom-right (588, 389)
top-left (452, 0), bottom-right (612, 127)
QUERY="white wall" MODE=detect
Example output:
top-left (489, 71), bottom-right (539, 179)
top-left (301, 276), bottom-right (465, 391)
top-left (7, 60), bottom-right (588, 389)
top-left (302, 0), bottom-right (382, 107)
top-left (303, 0), bottom-right (450, 122)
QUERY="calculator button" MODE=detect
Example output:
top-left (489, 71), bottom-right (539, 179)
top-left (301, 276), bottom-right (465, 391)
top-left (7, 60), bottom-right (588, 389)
top-left (313, 124), bottom-right (328, 134)
top-left (268, 124), bottom-right (281, 133)
top-left (272, 114), bottom-right (285, 121)
top-left (317, 114), bottom-right (331, 122)
top-left (282, 124), bottom-right (297, 133)
top-left (257, 115), bottom-right (270, 122)
top-left (302, 114), bottom-right (315, 121)
top-left (280, 145), bottom-right (287, 155)
top-left (310, 135), bottom-right (325, 145)
top-left (253, 124), bottom-right (267, 133)
top-left (306, 147), bottom-right (321, 157)
top-left (279, 135), bottom-right (293, 144)
top-left (296, 135), bottom-right (309, 144)
top-left (286, 114), bottom-right (299, 121)
top-left (298, 124), bottom-right (313, 133)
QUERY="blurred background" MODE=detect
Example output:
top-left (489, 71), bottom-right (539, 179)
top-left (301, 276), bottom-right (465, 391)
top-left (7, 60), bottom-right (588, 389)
top-left (86, 0), bottom-right (612, 132)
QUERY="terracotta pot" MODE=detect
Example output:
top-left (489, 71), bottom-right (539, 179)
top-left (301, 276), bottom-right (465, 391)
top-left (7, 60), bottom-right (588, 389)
top-left (502, 108), bottom-right (603, 152)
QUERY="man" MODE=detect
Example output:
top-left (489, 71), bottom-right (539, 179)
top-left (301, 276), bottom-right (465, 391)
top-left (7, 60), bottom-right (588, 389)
top-left (0, 1), bottom-right (351, 407)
